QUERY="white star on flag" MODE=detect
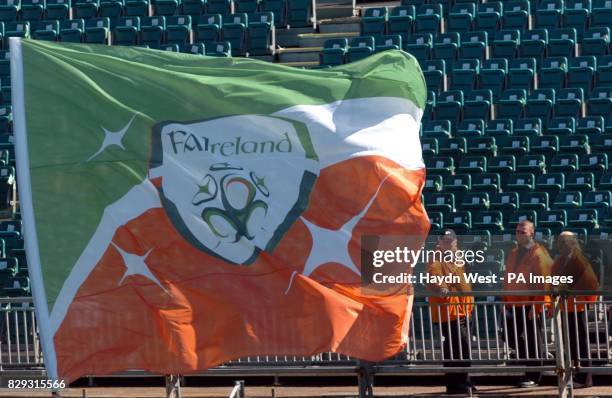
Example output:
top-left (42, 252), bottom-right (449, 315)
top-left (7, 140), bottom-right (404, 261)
top-left (87, 115), bottom-right (136, 162)
top-left (112, 243), bottom-right (169, 294)
top-left (285, 174), bottom-right (392, 294)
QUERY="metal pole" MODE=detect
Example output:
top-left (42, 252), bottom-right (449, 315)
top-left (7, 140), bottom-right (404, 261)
top-left (553, 295), bottom-right (570, 398)
top-left (357, 360), bottom-right (374, 398)
top-left (165, 375), bottom-right (182, 398)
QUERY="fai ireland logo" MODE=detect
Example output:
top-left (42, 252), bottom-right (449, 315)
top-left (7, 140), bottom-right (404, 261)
top-left (150, 115), bottom-right (318, 265)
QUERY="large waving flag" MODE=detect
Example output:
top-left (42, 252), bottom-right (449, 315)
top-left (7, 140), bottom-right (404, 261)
top-left (12, 39), bottom-right (429, 382)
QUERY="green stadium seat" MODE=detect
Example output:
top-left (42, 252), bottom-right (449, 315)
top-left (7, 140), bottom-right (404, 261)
top-left (534, 227), bottom-right (553, 244)
top-left (559, 134), bottom-right (589, 154)
top-left (472, 173), bottom-right (501, 195)
top-left (0, 105), bottom-right (10, 135)
top-left (576, 116), bottom-right (604, 135)
top-left (567, 209), bottom-right (598, 230)
top-left (555, 88), bottom-right (583, 117)
top-left (491, 192), bottom-right (520, 211)
top-left (488, 155), bottom-right (516, 173)
top-left (45, 0), bottom-right (69, 19)
top-left (588, 87), bottom-right (612, 117)
top-left (520, 29), bottom-right (548, 60)
top-left (448, 3), bottom-right (475, 32)
top-left (445, 211), bottom-right (472, 231)
top-left (568, 56), bottom-right (596, 94)
top-left (563, 0), bottom-right (589, 40)
top-left (3, 276), bottom-right (29, 296)
top-left (476, 2), bottom-right (502, 34)
top-left (434, 90), bottom-right (463, 127)
top-left (485, 118), bottom-right (513, 136)
top-left (548, 28), bottom-right (577, 58)
top-left (74, 0), bottom-right (98, 19)
top-left (539, 57), bottom-right (567, 89)
top-left (196, 14), bottom-right (222, 43)
top-left (222, 13), bottom-right (248, 55)
top-left (438, 136), bottom-right (466, 157)
top-left (423, 120), bottom-right (451, 137)
top-left (582, 27), bottom-right (609, 56)
top-left (287, 0), bottom-right (313, 28)
top-left (248, 12), bottom-right (274, 55)
top-left (159, 43), bottom-right (179, 51)
top-left (166, 15), bottom-right (192, 45)
top-left (207, 0), bottom-right (231, 14)
top-left (597, 55), bottom-right (612, 87)
top-left (124, 0), bottom-right (147, 16)
top-left (425, 192), bottom-right (455, 212)
top-left (84, 17), bottom-right (109, 44)
top-left (536, 172), bottom-right (565, 195)
top-left (457, 118), bottom-right (484, 137)
top-left (20, 0), bottom-right (44, 21)
top-left (580, 153), bottom-right (608, 177)
top-left (361, 7), bottom-right (387, 38)
top-left (141, 16), bottom-right (165, 47)
top-left (235, 0), bottom-right (257, 13)
top-left (492, 29), bottom-right (520, 58)
top-left (461, 192), bottom-right (490, 210)
top-left (415, 4), bottom-right (442, 33)
top-left (424, 174), bottom-right (442, 192)
top-left (584, 191), bottom-right (611, 210)
top-left (458, 155), bottom-right (487, 173)
top-left (404, 33), bottom-right (432, 60)
top-left (451, 58), bottom-right (478, 91)
top-left (421, 59), bottom-right (445, 93)
top-left (464, 89), bottom-right (492, 120)
top-left (424, 156), bottom-right (454, 175)
top-left (0, 0), bottom-right (18, 22)
top-left (498, 135), bottom-right (529, 157)
top-left (540, 209), bottom-right (566, 232)
top-left (59, 18), bottom-right (83, 42)
top-left (517, 154), bottom-right (546, 174)
top-left (319, 38), bottom-right (347, 66)
top-left (32, 19), bottom-right (59, 40)
top-left (204, 40), bottom-right (231, 56)
top-left (460, 31), bottom-right (487, 60)
top-left (428, 211), bottom-right (443, 230)
top-left (347, 36), bottom-right (374, 63)
top-left (508, 209), bottom-right (538, 228)
top-left (467, 136), bottom-right (496, 156)
top-left (0, 220), bottom-right (20, 233)
top-left (591, 133), bottom-right (612, 152)
top-left (548, 117), bottom-right (575, 135)
top-left (591, 0), bottom-right (612, 28)
top-left (503, 0), bottom-right (530, 31)
top-left (99, 0), bottom-right (123, 17)
top-left (0, 85), bottom-right (10, 106)
top-left (526, 88), bottom-right (555, 122)
top-left (551, 153), bottom-right (579, 173)
top-left (112, 16), bottom-right (139, 45)
top-left (473, 210), bottom-right (503, 231)
top-left (0, 257), bottom-right (17, 277)
top-left (508, 57), bottom-right (536, 90)
top-left (566, 171), bottom-right (595, 191)
top-left (514, 117), bottom-right (542, 137)
top-left (433, 32), bottom-right (459, 63)
top-left (521, 191), bottom-right (549, 211)
top-left (497, 88), bottom-right (526, 119)
top-left (387, 6), bottom-right (413, 41)
top-left (375, 34), bottom-right (401, 52)
top-left (179, 0), bottom-right (205, 19)
top-left (443, 173), bottom-right (470, 196)
top-left (506, 172), bottom-right (536, 192)
top-left (535, 0), bottom-right (563, 30)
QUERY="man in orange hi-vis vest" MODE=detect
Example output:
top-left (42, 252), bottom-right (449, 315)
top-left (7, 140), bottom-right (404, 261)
top-left (552, 231), bottom-right (599, 388)
top-left (426, 229), bottom-right (475, 395)
top-left (503, 220), bottom-right (553, 388)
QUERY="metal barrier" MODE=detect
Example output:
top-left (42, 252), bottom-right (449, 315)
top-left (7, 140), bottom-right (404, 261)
top-left (0, 297), bottom-right (42, 369)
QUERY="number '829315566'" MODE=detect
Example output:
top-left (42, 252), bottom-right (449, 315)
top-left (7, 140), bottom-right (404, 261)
top-left (7, 379), bottom-right (66, 389)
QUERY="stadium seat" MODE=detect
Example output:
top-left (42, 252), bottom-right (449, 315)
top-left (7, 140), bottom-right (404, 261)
top-left (584, 191), bottom-right (611, 210)
top-left (98, 0), bottom-right (123, 17)
top-left (32, 19), bottom-right (60, 40)
top-left (434, 90), bottom-right (463, 127)
top-left (460, 31), bottom-right (487, 60)
top-left (488, 155), bottom-right (516, 173)
top-left (207, 0), bottom-right (231, 14)
top-left (580, 153), bottom-right (608, 175)
top-left (20, 0), bottom-right (44, 21)
top-left (205, 40), bottom-right (231, 56)
top-left (113, 16), bottom-right (139, 45)
top-left (538, 57), bottom-right (567, 89)
top-left (124, 0), bottom-right (148, 16)
top-left (591, 0), bottom-right (612, 28)
top-left (503, 0), bottom-right (530, 31)
top-left (179, 0), bottom-right (205, 20)
top-left (457, 119), bottom-right (485, 137)
top-left (567, 209), bottom-right (598, 230)
top-left (319, 38), bottom-right (347, 66)
top-left (5, 21), bottom-right (28, 43)
top-left (425, 156), bottom-right (454, 175)
top-left (425, 192), bottom-right (455, 212)
top-left (464, 89), bottom-right (492, 120)
top-left (84, 17), bottom-right (108, 44)
top-left (428, 211), bottom-right (443, 230)
top-left (506, 172), bottom-right (536, 192)
top-left (467, 136), bottom-right (496, 156)
top-left (59, 18), bottom-right (84, 42)
top-left (582, 27), bottom-right (610, 56)
top-left (222, 13), bottom-right (247, 55)
top-left (536, 172), bottom-right (565, 195)
top-left (260, 0), bottom-right (286, 27)
top-left (567, 171), bottom-right (595, 191)
top-left (472, 173), bottom-right (501, 195)
top-left (447, 3), bottom-right (474, 32)
top-left (490, 192), bottom-right (519, 210)
top-left (588, 87), bottom-right (612, 117)
top-left (387, 6), bottom-right (413, 41)
top-left (438, 137), bottom-right (466, 159)
top-left (548, 117), bottom-right (575, 135)
top-left (461, 192), bottom-right (489, 210)
top-left (415, 4), bottom-right (442, 33)
top-left (458, 156), bottom-right (487, 173)
top-left (517, 154), bottom-right (546, 174)
top-left (404, 33), bottom-right (432, 61)
top-left (507, 210), bottom-right (538, 228)
top-left (141, 16), bottom-right (165, 47)
top-left (248, 12), bottom-right (274, 55)
top-left (548, 28), bottom-right (577, 57)
top-left (375, 34), bottom-right (401, 52)
top-left (234, 0), bottom-right (258, 13)
top-left (555, 88), bottom-right (583, 117)
top-left (423, 120), bottom-right (451, 137)
top-left (45, 0), bottom-right (70, 19)
top-left (508, 58), bottom-right (536, 90)
top-left (551, 153), bottom-right (579, 172)
top-left (486, 118), bottom-right (513, 137)
top-left (540, 209), bottom-right (566, 232)
top-left (526, 88), bottom-right (555, 123)
top-left (591, 133), bottom-right (612, 152)
top-left (451, 59), bottom-right (478, 91)
top-left (521, 191), bottom-right (549, 211)
top-left (553, 191), bottom-right (582, 209)
top-left (535, 0), bottom-right (563, 30)
top-left (74, 0), bottom-right (99, 19)
top-left (597, 55), bottom-right (612, 87)
top-left (159, 43), bottom-right (179, 51)
top-left (497, 88), bottom-right (526, 119)
top-left (422, 59), bottom-right (445, 93)
top-left (361, 6), bottom-right (387, 38)
top-left (180, 42), bottom-right (204, 54)
top-left (347, 36), bottom-right (374, 63)
top-left (576, 116), bottom-right (604, 135)
top-left (478, 58), bottom-right (508, 99)
top-left (445, 211), bottom-right (472, 231)
top-left (568, 56), bottom-right (596, 94)
top-left (476, 2), bottom-right (502, 34)
top-left (563, 0), bottom-right (589, 40)
top-left (196, 14), bottom-right (222, 43)
top-left (433, 32), bottom-right (459, 63)
top-left (520, 29), bottom-right (547, 60)
top-left (287, 0), bottom-right (313, 28)
top-left (492, 29), bottom-right (520, 58)
top-left (166, 15), bottom-right (192, 45)
top-left (443, 173), bottom-right (470, 194)
top-left (473, 210), bottom-right (503, 231)
top-left (498, 135), bottom-right (529, 156)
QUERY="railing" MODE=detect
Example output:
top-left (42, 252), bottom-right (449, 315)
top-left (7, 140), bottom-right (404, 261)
top-left (0, 297), bottom-right (42, 369)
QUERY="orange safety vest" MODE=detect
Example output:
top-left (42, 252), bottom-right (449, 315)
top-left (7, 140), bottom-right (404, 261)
top-left (503, 243), bottom-right (553, 313)
top-left (426, 260), bottom-right (474, 323)
top-left (551, 252), bottom-right (599, 312)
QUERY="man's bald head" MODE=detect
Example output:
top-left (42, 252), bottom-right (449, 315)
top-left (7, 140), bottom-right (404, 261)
top-left (558, 230), bottom-right (580, 255)
top-left (516, 220), bottom-right (535, 247)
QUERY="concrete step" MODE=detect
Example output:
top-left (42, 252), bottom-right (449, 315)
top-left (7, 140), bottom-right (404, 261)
top-left (318, 16), bottom-right (361, 33)
top-left (317, 5), bottom-right (357, 19)
top-left (276, 27), bottom-right (316, 47)
top-left (278, 60), bottom-right (320, 68)
top-left (298, 31), bottom-right (360, 47)
top-left (277, 47), bottom-right (322, 63)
